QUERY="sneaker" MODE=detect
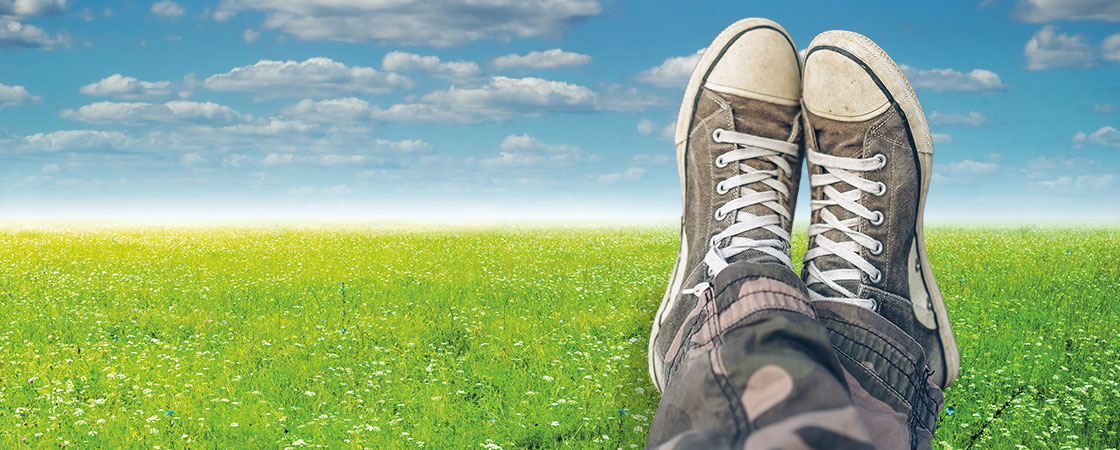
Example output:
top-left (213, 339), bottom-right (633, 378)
top-left (800, 30), bottom-right (960, 389)
top-left (648, 18), bottom-right (803, 391)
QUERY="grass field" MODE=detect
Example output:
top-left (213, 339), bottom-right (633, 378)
top-left (1, 225), bottom-right (1118, 448)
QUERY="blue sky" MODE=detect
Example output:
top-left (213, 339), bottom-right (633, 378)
top-left (1, 0), bottom-right (1118, 222)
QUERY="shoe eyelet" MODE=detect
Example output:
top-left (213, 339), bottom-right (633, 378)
top-left (716, 182), bottom-right (730, 195)
top-left (873, 181), bottom-right (887, 197)
top-left (712, 128), bottom-right (724, 142)
top-left (869, 270), bottom-right (883, 284)
top-left (870, 211), bottom-right (885, 226)
top-left (715, 155), bottom-right (729, 168)
top-left (868, 297), bottom-right (879, 311)
top-left (871, 240), bottom-right (884, 255)
top-left (714, 209), bottom-right (728, 221)
top-left (874, 153), bottom-right (887, 169)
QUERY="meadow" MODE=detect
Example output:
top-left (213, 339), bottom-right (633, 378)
top-left (1, 225), bottom-right (1118, 448)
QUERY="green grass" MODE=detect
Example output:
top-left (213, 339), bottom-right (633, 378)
top-left (0, 225), bottom-right (1117, 448)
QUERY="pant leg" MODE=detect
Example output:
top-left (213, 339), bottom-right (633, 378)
top-left (646, 261), bottom-right (943, 449)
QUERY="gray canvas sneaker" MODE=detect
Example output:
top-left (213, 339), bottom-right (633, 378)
top-left (648, 18), bottom-right (802, 392)
top-left (800, 30), bottom-right (960, 389)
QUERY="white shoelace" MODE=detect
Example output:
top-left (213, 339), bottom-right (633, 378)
top-left (682, 126), bottom-right (799, 297)
top-left (802, 148), bottom-right (888, 309)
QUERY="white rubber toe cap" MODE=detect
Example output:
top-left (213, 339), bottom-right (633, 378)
top-left (705, 27), bottom-right (801, 107)
top-left (803, 41), bottom-right (890, 122)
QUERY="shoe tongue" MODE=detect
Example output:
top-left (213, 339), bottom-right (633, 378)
top-left (805, 111), bottom-right (870, 298)
top-left (713, 91), bottom-right (799, 267)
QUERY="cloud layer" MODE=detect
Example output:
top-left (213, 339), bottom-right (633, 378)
top-left (212, 0), bottom-right (602, 47)
top-left (1016, 0), bottom-right (1120, 22)
top-left (1074, 126), bottom-right (1120, 147)
top-left (203, 57), bottom-right (412, 99)
top-left (381, 52), bottom-right (481, 81)
top-left (62, 101), bottom-right (242, 125)
top-left (0, 17), bottom-right (60, 48)
top-left (0, 82), bottom-right (40, 109)
top-left (1024, 26), bottom-right (1095, 70)
top-left (900, 65), bottom-right (1007, 91)
top-left (492, 49), bottom-right (591, 69)
top-left (80, 74), bottom-right (178, 99)
top-left (637, 49), bottom-right (702, 88)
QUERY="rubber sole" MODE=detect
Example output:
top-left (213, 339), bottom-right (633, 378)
top-left (805, 31), bottom-right (960, 388)
top-left (647, 17), bottom-right (799, 392)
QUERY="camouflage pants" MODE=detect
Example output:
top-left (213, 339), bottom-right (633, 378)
top-left (647, 262), bottom-right (943, 449)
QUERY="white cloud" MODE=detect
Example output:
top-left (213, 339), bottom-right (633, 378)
top-left (375, 139), bottom-right (430, 153)
top-left (261, 153), bottom-right (293, 165)
top-left (930, 111), bottom-right (987, 126)
top-left (0, 82), bottom-right (40, 109)
top-left (1016, 0), bottom-right (1120, 22)
top-left (365, 103), bottom-right (460, 123)
top-left (79, 74), bottom-right (176, 99)
top-left (0, 0), bottom-right (67, 16)
top-left (1034, 174), bottom-right (1116, 189)
top-left (1026, 155), bottom-right (1091, 171)
top-left (637, 49), bottom-right (702, 88)
top-left (61, 101), bottom-right (242, 125)
top-left (151, 1), bottom-right (184, 18)
top-left (242, 28), bottom-right (260, 44)
top-left (260, 139), bottom-right (428, 167)
top-left (285, 97), bottom-right (371, 122)
top-left (216, 119), bottom-right (314, 136)
top-left (222, 154), bottom-right (250, 168)
top-left (371, 76), bottom-right (598, 123)
top-left (640, 117), bottom-right (672, 142)
top-left (427, 76), bottom-right (594, 111)
top-left (0, 17), bottom-right (60, 49)
top-left (482, 133), bottom-right (588, 166)
top-left (24, 130), bottom-right (130, 151)
top-left (596, 84), bottom-right (666, 112)
top-left (637, 118), bottom-right (674, 141)
top-left (632, 153), bottom-right (672, 165)
top-left (212, 0), bottom-right (602, 47)
top-left (381, 51), bottom-right (481, 81)
top-left (499, 134), bottom-right (560, 151)
top-left (317, 155), bottom-right (367, 166)
top-left (41, 163), bottom-right (59, 174)
top-left (1103, 33), bottom-right (1120, 61)
top-left (203, 57), bottom-right (412, 99)
top-left (932, 133), bottom-right (954, 144)
top-left (264, 153), bottom-right (369, 166)
top-left (1095, 103), bottom-right (1117, 113)
top-left (899, 65), bottom-right (1007, 91)
top-left (289, 184), bottom-right (351, 195)
top-left (944, 159), bottom-right (997, 175)
top-left (1024, 26), bottom-right (1095, 70)
top-left (1073, 125), bottom-right (1120, 147)
top-left (181, 152), bottom-right (203, 165)
top-left (597, 167), bottom-right (645, 183)
top-left (492, 49), bottom-right (591, 69)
